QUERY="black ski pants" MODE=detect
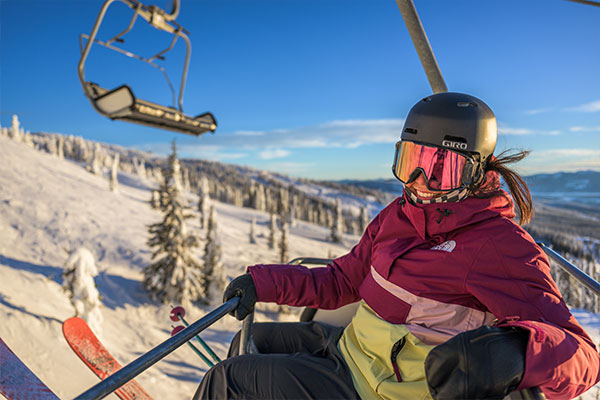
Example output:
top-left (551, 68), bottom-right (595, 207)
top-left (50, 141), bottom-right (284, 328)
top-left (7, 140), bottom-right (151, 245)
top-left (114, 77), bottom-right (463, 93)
top-left (193, 321), bottom-right (360, 400)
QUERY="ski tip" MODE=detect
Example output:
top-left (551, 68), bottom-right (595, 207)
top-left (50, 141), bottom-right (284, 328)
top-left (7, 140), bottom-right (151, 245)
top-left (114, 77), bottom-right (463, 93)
top-left (171, 326), bottom-right (185, 337)
top-left (62, 316), bottom-right (85, 334)
top-left (169, 306), bottom-right (185, 322)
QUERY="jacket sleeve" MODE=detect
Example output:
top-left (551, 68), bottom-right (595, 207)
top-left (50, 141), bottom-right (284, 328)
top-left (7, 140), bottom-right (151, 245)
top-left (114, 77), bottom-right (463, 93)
top-left (465, 232), bottom-right (600, 399)
top-left (247, 205), bottom-right (384, 310)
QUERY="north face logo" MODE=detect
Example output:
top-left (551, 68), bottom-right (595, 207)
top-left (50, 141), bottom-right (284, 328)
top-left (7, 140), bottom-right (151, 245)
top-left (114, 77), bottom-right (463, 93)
top-left (431, 240), bottom-right (456, 253)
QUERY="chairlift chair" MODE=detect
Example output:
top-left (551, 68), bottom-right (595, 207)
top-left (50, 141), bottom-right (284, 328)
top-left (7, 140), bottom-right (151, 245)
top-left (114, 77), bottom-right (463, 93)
top-left (78, 0), bottom-right (216, 136)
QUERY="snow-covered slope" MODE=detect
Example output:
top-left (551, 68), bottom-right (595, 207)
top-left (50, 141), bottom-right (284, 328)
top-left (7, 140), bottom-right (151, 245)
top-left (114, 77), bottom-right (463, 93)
top-left (0, 135), bottom-right (357, 398)
top-left (1, 134), bottom-right (599, 399)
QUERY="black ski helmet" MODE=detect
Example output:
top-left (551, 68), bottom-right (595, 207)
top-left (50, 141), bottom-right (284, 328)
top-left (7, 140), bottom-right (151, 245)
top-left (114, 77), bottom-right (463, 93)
top-left (400, 92), bottom-right (497, 162)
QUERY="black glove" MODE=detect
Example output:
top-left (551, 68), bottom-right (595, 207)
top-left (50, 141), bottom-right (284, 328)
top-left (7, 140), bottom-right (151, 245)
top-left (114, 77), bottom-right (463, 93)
top-left (425, 325), bottom-right (529, 400)
top-left (223, 273), bottom-right (257, 320)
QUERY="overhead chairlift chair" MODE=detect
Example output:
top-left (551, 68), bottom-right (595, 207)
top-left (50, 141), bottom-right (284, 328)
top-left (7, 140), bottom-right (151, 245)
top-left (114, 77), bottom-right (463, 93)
top-left (78, 0), bottom-right (216, 136)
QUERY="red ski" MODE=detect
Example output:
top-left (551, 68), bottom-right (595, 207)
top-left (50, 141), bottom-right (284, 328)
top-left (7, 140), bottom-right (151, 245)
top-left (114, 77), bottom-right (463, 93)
top-left (62, 317), bottom-right (153, 400)
top-left (0, 337), bottom-right (59, 400)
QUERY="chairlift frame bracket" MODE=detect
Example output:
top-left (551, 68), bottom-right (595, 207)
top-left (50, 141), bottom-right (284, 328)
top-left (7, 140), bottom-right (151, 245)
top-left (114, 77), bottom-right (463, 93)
top-left (78, 0), bottom-right (217, 136)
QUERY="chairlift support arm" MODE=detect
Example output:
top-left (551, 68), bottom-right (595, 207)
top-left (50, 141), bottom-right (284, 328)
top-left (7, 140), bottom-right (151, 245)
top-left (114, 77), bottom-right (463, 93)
top-left (77, 0), bottom-right (216, 136)
top-left (78, 0), bottom-right (189, 112)
top-left (395, 0), bottom-right (448, 94)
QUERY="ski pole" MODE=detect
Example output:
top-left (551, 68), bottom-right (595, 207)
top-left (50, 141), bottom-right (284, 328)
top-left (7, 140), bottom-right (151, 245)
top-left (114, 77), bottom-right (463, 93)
top-left (185, 340), bottom-right (214, 367)
top-left (74, 298), bottom-right (240, 400)
top-left (170, 325), bottom-right (215, 367)
top-left (175, 312), bottom-right (222, 363)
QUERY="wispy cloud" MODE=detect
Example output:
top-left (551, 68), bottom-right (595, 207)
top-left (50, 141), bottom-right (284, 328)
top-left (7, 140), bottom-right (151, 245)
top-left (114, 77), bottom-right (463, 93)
top-left (141, 143), bottom-right (248, 161)
top-left (233, 130), bottom-right (265, 136)
top-left (263, 161), bottom-right (314, 175)
top-left (532, 149), bottom-right (600, 157)
top-left (564, 100), bottom-right (600, 113)
top-left (519, 148), bottom-right (600, 174)
top-left (259, 149), bottom-right (290, 159)
top-left (498, 124), bottom-right (560, 136)
top-left (523, 108), bottom-right (553, 116)
top-left (197, 118), bottom-right (404, 150)
top-left (569, 125), bottom-right (600, 133)
top-left (137, 118), bottom-right (405, 163)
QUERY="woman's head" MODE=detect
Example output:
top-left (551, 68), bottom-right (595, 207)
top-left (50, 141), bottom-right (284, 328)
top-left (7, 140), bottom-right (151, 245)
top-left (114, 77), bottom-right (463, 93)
top-left (393, 92), bottom-right (533, 225)
top-left (392, 92), bottom-right (497, 195)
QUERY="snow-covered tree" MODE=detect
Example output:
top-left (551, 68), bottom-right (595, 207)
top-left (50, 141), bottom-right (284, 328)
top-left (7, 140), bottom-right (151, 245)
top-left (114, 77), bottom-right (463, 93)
top-left (62, 247), bottom-right (103, 334)
top-left (330, 199), bottom-right (343, 243)
top-left (150, 189), bottom-right (161, 210)
top-left (289, 194), bottom-right (298, 228)
top-left (182, 166), bottom-right (191, 192)
top-left (57, 136), bottom-right (65, 160)
top-left (249, 216), bottom-right (257, 244)
top-left (268, 211), bottom-right (277, 249)
top-left (88, 143), bottom-right (102, 176)
top-left (133, 157), bottom-right (147, 179)
top-left (10, 115), bottom-right (22, 141)
top-left (255, 183), bottom-right (266, 211)
top-left (198, 176), bottom-right (210, 229)
top-left (109, 153), bottom-right (119, 192)
top-left (202, 206), bottom-right (227, 304)
top-left (279, 216), bottom-right (289, 263)
top-left (144, 141), bottom-right (204, 305)
top-left (360, 206), bottom-right (370, 233)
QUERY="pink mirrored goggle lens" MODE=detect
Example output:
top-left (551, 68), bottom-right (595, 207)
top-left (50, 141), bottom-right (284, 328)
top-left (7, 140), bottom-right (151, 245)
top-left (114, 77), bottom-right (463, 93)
top-left (393, 141), bottom-right (469, 190)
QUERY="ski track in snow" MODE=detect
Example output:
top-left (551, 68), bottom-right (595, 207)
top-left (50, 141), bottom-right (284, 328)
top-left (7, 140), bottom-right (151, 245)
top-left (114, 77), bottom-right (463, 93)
top-left (0, 135), bottom-right (599, 399)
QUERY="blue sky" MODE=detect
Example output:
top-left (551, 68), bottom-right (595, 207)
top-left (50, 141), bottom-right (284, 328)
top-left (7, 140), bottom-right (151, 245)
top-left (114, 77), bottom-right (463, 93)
top-left (1, 0), bottom-right (599, 180)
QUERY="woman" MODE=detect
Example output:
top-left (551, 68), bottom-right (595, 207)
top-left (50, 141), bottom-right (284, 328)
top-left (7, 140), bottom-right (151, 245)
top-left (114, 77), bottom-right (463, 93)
top-left (195, 92), bottom-right (600, 399)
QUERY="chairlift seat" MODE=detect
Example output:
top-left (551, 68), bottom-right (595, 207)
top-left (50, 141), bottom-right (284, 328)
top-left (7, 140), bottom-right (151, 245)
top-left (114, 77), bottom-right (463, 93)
top-left (86, 82), bottom-right (216, 136)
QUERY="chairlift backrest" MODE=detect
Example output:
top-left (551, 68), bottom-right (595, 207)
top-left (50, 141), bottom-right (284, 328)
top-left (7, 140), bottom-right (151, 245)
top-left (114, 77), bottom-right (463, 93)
top-left (78, 0), bottom-right (216, 136)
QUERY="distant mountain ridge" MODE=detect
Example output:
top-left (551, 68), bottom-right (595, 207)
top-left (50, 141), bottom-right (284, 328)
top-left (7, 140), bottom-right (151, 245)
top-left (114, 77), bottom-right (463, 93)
top-left (336, 171), bottom-right (600, 195)
top-left (523, 170), bottom-right (600, 193)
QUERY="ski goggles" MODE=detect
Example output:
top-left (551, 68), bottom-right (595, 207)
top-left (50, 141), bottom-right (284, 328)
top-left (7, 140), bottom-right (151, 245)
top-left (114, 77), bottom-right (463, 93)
top-left (392, 140), bottom-right (475, 191)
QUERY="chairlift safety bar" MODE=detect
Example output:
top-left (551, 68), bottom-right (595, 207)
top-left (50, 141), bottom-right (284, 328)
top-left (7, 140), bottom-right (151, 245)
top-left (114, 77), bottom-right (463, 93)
top-left (73, 298), bottom-right (241, 400)
top-left (537, 242), bottom-right (600, 297)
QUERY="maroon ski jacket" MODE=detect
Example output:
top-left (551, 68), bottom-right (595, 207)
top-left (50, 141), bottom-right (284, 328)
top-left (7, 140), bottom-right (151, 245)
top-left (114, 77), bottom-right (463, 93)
top-left (248, 178), bottom-right (600, 399)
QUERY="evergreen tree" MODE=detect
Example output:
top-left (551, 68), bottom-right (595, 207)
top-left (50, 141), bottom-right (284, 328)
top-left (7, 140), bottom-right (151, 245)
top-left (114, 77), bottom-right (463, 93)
top-left (57, 136), bottom-right (65, 160)
top-left (150, 190), bottom-right (161, 210)
top-left (144, 141), bottom-right (204, 304)
top-left (279, 216), bottom-right (289, 263)
top-left (268, 211), bottom-right (277, 249)
top-left (10, 114), bottom-right (21, 141)
top-left (249, 216), bottom-right (257, 244)
top-left (202, 206), bottom-right (227, 304)
top-left (63, 247), bottom-right (103, 334)
top-left (360, 206), bottom-right (370, 233)
top-left (109, 153), bottom-right (119, 192)
top-left (330, 199), bottom-right (343, 243)
top-left (198, 176), bottom-right (210, 229)
top-left (88, 143), bottom-right (102, 176)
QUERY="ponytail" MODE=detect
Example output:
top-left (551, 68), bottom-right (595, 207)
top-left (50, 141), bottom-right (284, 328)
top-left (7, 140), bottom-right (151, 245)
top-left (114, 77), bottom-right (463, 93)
top-left (472, 150), bottom-right (534, 226)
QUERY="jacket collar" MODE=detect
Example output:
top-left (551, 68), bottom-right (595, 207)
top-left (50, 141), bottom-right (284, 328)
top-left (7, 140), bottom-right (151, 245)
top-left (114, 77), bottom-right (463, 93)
top-left (400, 172), bottom-right (516, 240)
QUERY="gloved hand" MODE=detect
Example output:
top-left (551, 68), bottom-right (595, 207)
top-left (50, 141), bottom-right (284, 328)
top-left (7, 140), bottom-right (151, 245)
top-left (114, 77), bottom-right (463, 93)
top-left (425, 325), bottom-right (529, 400)
top-left (223, 273), bottom-right (257, 320)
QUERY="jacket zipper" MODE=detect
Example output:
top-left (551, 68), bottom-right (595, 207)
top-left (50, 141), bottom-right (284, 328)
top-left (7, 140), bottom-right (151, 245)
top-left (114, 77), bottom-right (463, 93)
top-left (390, 337), bottom-right (406, 382)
